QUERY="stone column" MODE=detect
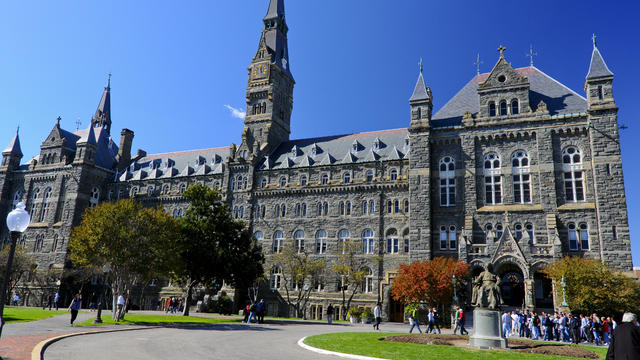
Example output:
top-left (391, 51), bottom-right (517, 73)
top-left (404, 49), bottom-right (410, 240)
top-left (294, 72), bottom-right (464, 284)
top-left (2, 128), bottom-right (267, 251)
top-left (524, 279), bottom-right (535, 310)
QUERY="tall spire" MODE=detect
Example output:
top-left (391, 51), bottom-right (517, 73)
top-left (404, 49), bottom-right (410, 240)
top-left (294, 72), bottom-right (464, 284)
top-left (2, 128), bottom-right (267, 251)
top-left (410, 65), bottom-right (430, 102)
top-left (91, 74), bottom-right (112, 134)
top-left (3, 129), bottom-right (22, 156)
top-left (264, 0), bottom-right (285, 22)
top-left (261, 0), bottom-right (291, 78)
top-left (586, 35), bottom-right (613, 80)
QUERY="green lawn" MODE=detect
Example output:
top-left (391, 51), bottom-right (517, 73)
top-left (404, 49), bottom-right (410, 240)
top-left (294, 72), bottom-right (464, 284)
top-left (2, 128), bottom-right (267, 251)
top-left (303, 332), bottom-right (608, 360)
top-left (75, 313), bottom-right (241, 327)
top-left (2, 307), bottom-right (67, 323)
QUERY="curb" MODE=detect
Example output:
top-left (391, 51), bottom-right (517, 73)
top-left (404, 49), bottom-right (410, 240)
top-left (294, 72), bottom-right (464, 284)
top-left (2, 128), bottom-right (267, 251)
top-left (31, 326), bottom-right (154, 360)
top-left (297, 336), bottom-right (389, 360)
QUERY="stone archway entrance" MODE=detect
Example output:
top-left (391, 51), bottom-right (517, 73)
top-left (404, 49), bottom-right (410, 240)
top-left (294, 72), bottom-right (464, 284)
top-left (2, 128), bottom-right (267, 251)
top-left (497, 263), bottom-right (525, 308)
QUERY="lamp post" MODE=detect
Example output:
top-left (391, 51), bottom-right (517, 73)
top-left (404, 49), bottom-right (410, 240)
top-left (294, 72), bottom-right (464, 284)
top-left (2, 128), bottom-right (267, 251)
top-left (1, 202), bottom-right (30, 339)
top-left (560, 276), bottom-right (568, 307)
top-left (452, 274), bottom-right (458, 304)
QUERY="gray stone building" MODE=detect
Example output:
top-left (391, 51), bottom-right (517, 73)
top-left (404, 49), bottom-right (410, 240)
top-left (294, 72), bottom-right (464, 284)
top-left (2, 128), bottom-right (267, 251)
top-left (0, 0), bottom-right (633, 320)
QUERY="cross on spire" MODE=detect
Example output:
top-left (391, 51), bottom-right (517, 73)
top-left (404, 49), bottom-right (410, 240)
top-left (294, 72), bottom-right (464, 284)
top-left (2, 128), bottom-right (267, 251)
top-left (418, 57), bottom-right (423, 74)
top-left (498, 45), bottom-right (507, 58)
top-left (16, 125), bottom-right (19, 134)
top-left (75, 118), bottom-right (82, 131)
top-left (107, 72), bottom-right (112, 88)
top-left (56, 116), bottom-right (61, 126)
top-left (592, 33), bottom-right (597, 48)
top-left (473, 53), bottom-right (483, 76)
top-left (526, 44), bottom-right (538, 67)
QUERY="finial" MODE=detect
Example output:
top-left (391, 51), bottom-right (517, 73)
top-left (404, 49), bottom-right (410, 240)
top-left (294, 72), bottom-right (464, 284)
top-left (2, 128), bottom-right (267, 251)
top-left (75, 118), bottom-right (82, 131)
top-left (56, 116), bottom-right (61, 126)
top-left (107, 73), bottom-right (111, 89)
top-left (16, 125), bottom-right (19, 135)
top-left (473, 53), bottom-right (483, 76)
top-left (526, 44), bottom-right (538, 67)
top-left (592, 33), bottom-right (597, 48)
top-left (418, 58), bottom-right (423, 74)
top-left (498, 45), bottom-right (507, 58)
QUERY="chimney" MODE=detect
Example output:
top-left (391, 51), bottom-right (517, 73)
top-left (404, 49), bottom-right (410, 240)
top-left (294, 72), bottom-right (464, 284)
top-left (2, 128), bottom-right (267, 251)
top-left (117, 128), bottom-right (134, 169)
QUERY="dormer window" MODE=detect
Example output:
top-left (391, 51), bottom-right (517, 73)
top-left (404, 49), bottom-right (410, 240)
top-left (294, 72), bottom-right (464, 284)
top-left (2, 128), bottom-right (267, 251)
top-left (291, 146), bottom-right (298, 158)
top-left (499, 101), bottom-right (508, 116)
top-left (373, 138), bottom-right (381, 150)
top-left (511, 99), bottom-right (519, 115)
top-left (489, 102), bottom-right (496, 117)
top-left (404, 137), bottom-right (410, 148)
top-left (351, 140), bottom-right (360, 153)
top-left (311, 144), bottom-right (318, 156)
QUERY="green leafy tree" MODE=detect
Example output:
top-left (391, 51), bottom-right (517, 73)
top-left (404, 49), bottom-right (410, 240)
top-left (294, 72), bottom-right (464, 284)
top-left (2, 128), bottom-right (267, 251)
top-left (272, 242), bottom-right (326, 318)
top-left (69, 199), bottom-right (179, 320)
top-left (543, 256), bottom-right (640, 316)
top-left (174, 184), bottom-right (264, 316)
top-left (333, 239), bottom-right (369, 319)
top-left (0, 246), bottom-right (35, 304)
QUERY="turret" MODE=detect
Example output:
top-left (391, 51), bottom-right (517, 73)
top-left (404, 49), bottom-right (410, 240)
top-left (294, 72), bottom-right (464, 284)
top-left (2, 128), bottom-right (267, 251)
top-left (409, 59), bottom-right (432, 131)
top-left (74, 126), bottom-right (98, 165)
top-left (585, 35), bottom-right (615, 109)
top-left (1, 129), bottom-right (23, 171)
top-left (91, 74), bottom-right (112, 134)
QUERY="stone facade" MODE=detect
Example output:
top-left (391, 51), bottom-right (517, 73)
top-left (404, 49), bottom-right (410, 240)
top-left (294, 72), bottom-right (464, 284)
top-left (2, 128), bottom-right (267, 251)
top-left (0, 0), bottom-right (633, 319)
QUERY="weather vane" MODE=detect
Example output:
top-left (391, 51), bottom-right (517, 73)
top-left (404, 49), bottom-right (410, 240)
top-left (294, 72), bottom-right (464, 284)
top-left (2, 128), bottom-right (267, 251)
top-left (474, 53), bottom-right (483, 76)
top-left (418, 57), bottom-right (423, 74)
top-left (526, 44), bottom-right (538, 67)
top-left (75, 118), bottom-right (82, 131)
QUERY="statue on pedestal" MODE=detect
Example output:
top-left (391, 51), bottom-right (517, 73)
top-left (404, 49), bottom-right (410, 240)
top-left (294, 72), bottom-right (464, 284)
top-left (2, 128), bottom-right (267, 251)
top-left (471, 264), bottom-right (502, 310)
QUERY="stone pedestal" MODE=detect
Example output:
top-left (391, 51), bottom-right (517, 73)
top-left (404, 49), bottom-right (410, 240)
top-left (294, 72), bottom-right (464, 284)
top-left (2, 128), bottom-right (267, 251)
top-left (469, 309), bottom-right (508, 349)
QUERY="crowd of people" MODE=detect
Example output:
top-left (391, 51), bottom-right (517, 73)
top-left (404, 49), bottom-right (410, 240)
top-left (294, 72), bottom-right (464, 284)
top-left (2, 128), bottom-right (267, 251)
top-left (164, 297), bottom-right (185, 314)
top-left (242, 299), bottom-right (266, 324)
top-left (500, 309), bottom-right (617, 345)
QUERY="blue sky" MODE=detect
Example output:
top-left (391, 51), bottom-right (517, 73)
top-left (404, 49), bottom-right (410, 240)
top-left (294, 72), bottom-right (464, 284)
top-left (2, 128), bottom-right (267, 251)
top-left (1, 0), bottom-right (639, 266)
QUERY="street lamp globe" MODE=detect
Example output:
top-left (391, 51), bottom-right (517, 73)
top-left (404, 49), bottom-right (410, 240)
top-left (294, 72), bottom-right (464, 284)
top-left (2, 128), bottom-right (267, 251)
top-left (7, 202), bottom-right (30, 233)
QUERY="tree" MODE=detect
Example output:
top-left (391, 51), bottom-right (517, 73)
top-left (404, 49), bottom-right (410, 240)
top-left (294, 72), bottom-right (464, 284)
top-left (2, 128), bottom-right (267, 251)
top-left (392, 257), bottom-right (469, 308)
top-left (69, 199), bottom-right (179, 321)
top-left (543, 256), bottom-right (640, 316)
top-left (272, 242), bottom-right (325, 318)
top-left (332, 239), bottom-right (370, 319)
top-left (174, 184), bottom-right (264, 316)
top-left (0, 246), bottom-right (35, 304)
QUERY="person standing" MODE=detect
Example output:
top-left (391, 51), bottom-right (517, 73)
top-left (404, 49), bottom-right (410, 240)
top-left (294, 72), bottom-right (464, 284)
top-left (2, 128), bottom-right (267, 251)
top-left (502, 311), bottom-right (512, 338)
top-left (453, 307), bottom-right (461, 335)
top-left (601, 316), bottom-right (610, 345)
top-left (256, 299), bottom-right (265, 324)
top-left (242, 303), bottom-right (250, 323)
top-left (89, 292), bottom-right (97, 311)
top-left (43, 294), bottom-right (52, 310)
top-left (606, 312), bottom-right (640, 360)
top-left (248, 303), bottom-right (257, 324)
top-left (426, 308), bottom-right (434, 333)
top-left (68, 294), bottom-right (82, 326)
top-left (408, 306), bottom-right (422, 334)
top-left (116, 294), bottom-right (125, 321)
top-left (432, 308), bottom-right (441, 334)
top-left (12, 294), bottom-right (19, 306)
top-left (459, 308), bottom-right (469, 335)
top-left (373, 303), bottom-right (382, 331)
top-left (326, 303), bottom-right (334, 324)
top-left (54, 292), bottom-right (60, 311)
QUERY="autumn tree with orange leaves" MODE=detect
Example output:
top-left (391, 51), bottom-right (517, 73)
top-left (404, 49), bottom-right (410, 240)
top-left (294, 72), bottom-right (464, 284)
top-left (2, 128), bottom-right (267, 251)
top-left (391, 257), bottom-right (469, 308)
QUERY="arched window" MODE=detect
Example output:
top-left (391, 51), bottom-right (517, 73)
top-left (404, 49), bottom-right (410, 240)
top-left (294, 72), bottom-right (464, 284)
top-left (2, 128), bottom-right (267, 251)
top-left (270, 266), bottom-right (282, 289)
top-left (563, 147), bottom-right (584, 202)
top-left (511, 99), bottom-right (519, 115)
top-left (260, 178), bottom-right (267, 189)
top-left (294, 230), bottom-right (305, 253)
top-left (525, 223), bottom-right (534, 243)
top-left (369, 200), bottom-right (375, 214)
top-left (386, 228), bottom-right (399, 254)
top-left (449, 225), bottom-right (457, 250)
top-left (162, 185), bottom-right (169, 195)
top-left (339, 201), bottom-right (345, 215)
top-left (275, 204), bottom-right (280, 218)
top-left (52, 234), bottom-right (58, 252)
top-left (89, 187), bottom-right (100, 209)
top-left (338, 229), bottom-right (350, 254)
top-left (496, 224), bottom-right (504, 239)
top-left (295, 203), bottom-right (301, 217)
top-left (362, 229), bottom-right (374, 254)
top-left (323, 202), bottom-right (328, 216)
top-left (40, 188), bottom-right (52, 222)
top-left (440, 226), bottom-right (448, 250)
top-left (366, 170), bottom-right (374, 183)
top-left (499, 100), bottom-right (507, 116)
top-left (403, 229), bottom-right (410, 253)
top-left (261, 102), bottom-right (266, 114)
top-left (439, 156), bottom-right (456, 206)
top-left (233, 206), bottom-right (238, 218)
top-left (12, 190), bottom-right (22, 209)
top-left (404, 199), bottom-right (409, 213)
top-left (30, 188), bottom-right (40, 221)
top-left (394, 200), bottom-right (400, 213)
top-left (255, 205), bottom-right (261, 219)
top-left (281, 203), bottom-right (286, 217)
top-left (489, 102), bottom-right (496, 116)
top-left (390, 169), bottom-right (398, 181)
top-left (230, 177), bottom-right (235, 191)
top-left (362, 268), bottom-right (373, 293)
top-left (321, 174), bottom-right (329, 185)
top-left (387, 200), bottom-right (392, 214)
top-left (254, 231), bottom-right (263, 242)
top-left (272, 231), bottom-right (284, 253)
top-left (345, 201), bottom-right (351, 215)
top-left (179, 184), bottom-right (186, 194)
top-left (317, 203), bottom-right (322, 216)
top-left (343, 172), bottom-right (351, 184)
top-left (569, 223), bottom-right (589, 250)
top-left (362, 200), bottom-right (368, 215)
top-left (261, 205), bottom-right (266, 219)
top-left (514, 223), bottom-right (523, 240)
top-left (315, 230), bottom-right (327, 254)
top-left (239, 206), bottom-right (244, 218)
top-left (485, 223), bottom-right (494, 243)
top-left (484, 153), bottom-right (502, 205)
top-left (243, 177), bottom-right (248, 189)
top-left (512, 150), bottom-right (531, 204)
top-left (279, 177), bottom-right (287, 188)
top-left (300, 175), bottom-right (307, 186)
top-left (301, 203), bottom-right (306, 217)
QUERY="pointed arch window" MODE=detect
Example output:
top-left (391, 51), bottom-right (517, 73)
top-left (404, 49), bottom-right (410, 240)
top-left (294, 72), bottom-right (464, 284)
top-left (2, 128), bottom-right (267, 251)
top-left (484, 153), bottom-right (502, 205)
top-left (40, 188), bottom-right (52, 222)
top-left (30, 188), bottom-right (40, 222)
top-left (300, 175), bottom-right (307, 186)
top-left (511, 99), bottom-right (519, 115)
top-left (563, 147), bottom-right (584, 202)
top-left (499, 100), bottom-right (508, 116)
top-left (321, 174), bottom-right (329, 185)
top-left (369, 200), bottom-right (375, 214)
top-left (362, 200), bottom-right (368, 215)
top-left (512, 150), bottom-right (531, 204)
top-left (279, 177), bottom-right (287, 188)
top-left (439, 156), bottom-right (456, 206)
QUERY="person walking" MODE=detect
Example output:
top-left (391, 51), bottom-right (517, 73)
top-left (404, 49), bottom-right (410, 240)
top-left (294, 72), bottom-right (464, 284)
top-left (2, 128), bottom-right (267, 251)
top-left (601, 316), bottom-right (610, 345)
top-left (54, 292), bottom-right (60, 311)
top-left (12, 294), bottom-right (19, 306)
top-left (326, 303), bottom-right (334, 324)
top-left (502, 311), bottom-right (512, 338)
top-left (606, 312), bottom-right (640, 359)
top-left (242, 303), bottom-right (250, 323)
top-left (116, 294), bottom-right (125, 321)
top-left (373, 303), bottom-right (382, 331)
top-left (248, 303), bottom-right (257, 324)
top-left (453, 307), bottom-right (461, 335)
top-left (426, 308), bottom-right (434, 333)
top-left (592, 314), bottom-right (602, 346)
top-left (459, 308), bottom-right (468, 335)
top-left (43, 294), bottom-right (52, 310)
top-left (408, 307), bottom-right (422, 334)
top-left (256, 299), bottom-right (265, 324)
top-left (68, 294), bottom-right (82, 326)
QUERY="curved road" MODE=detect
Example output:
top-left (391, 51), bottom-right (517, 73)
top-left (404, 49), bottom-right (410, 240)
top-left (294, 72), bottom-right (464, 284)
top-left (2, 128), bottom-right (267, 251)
top-left (44, 321), bottom-right (410, 360)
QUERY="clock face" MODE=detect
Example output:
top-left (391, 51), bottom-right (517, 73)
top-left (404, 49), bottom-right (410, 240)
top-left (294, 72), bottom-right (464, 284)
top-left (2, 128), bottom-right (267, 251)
top-left (253, 63), bottom-right (268, 79)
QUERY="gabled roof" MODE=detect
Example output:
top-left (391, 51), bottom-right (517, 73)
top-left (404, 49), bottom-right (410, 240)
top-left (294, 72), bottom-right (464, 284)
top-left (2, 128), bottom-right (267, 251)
top-left (432, 66), bottom-right (587, 127)
top-left (586, 46), bottom-right (613, 80)
top-left (3, 132), bottom-right (22, 156)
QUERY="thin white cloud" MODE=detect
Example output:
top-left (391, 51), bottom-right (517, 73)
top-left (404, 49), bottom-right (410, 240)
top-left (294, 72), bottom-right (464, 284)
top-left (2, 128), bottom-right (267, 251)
top-left (224, 104), bottom-right (246, 119)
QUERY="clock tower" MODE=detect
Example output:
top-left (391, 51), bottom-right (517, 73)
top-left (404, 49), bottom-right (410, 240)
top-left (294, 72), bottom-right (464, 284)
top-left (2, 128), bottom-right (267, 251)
top-left (240, 0), bottom-right (294, 160)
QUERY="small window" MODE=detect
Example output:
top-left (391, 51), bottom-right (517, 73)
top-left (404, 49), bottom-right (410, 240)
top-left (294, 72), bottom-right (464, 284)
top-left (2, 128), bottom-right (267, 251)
top-left (300, 175), bottom-right (307, 186)
top-left (345, 201), bottom-right (351, 215)
top-left (496, 224), bottom-right (504, 239)
top-left (394, 200), bottom-right (400, 213)
top-left (489, 102), bottom-right (496, 117)
top-left (369, 200), bottom-right (375, 214)
top-left (315, 230), bottom-right (327, 254)
top-left (511, 99), bottom-right (519, 115)
top-left (514, 223), bottom-right (523, 240)
top-left (390, 169), bottom-right (398, 181)
top-left (579, 223), bottom-right (589, 250)
top-left (273, 231), bottom-right (284, 253)
top-left (179, 184), bottom-right (186, 194)
top-left (260, 178), bottom-right (267, 189)
top-left (499, 101), bottom-right (507, 116)
top-left (321, 174), bottom-right (329, 185)
top-left (387, 200), bottom-right (392, 214)
top-left (568, 223), bottom-right (578, 250)
top-left (404, 199), bottom-right (409, 213)
top-left (279, 177), bottom-right (287, 188)
top-left (323, 202), bottom-right (328, 216)
top-left (362, 200), bottom-right (368, 215)
top-left (612, 226), bottom-right (617, 240)
top-left (366, 170), bottom-right (374, 183)
top-left (362, 229), bottom-right (374, 254)
top-left (343, 172), bottom-right (351, 184)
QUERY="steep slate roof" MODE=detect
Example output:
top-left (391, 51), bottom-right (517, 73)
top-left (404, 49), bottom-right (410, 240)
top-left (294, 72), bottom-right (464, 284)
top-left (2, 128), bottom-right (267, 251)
top-left (73, 126), bottom-right (119, 169)
top-left (259, 128), bottom-right (409, 170)
top-left (3, 132), bottom-right (22, 156)
top-left (432, 66), bottom-right (587, 127)
top-left (409, 72), bottom-right (430, 102)
top-left (119, 147), bottom-right (230, 181)
top-left (586, 46), bottom-right (613, 79)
